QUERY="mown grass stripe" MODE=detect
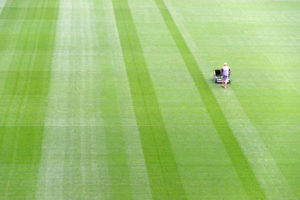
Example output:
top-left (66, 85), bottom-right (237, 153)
top-left (112, 0), bottom-right (186, 199)
top-left (88, 1), bottom-right (133, 198)
top-left (0, 0), bottom-right (59, 198)
top-left (0, 0), bottom-right (7, 15)
top-left (99, 24), bottom-right (133, 200)
top-left (36, 0), bottom-right (109, 197)
top-left (153, 0), bottom-right (266, 199)
top-left (102, 99), bottom-right (133, 199)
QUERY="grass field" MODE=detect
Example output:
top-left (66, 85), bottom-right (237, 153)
top-left (0, 0), bottom-right (299, 199)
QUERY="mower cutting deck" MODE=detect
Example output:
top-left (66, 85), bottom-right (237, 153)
top-left (214, 69), bottom-right (231, 84)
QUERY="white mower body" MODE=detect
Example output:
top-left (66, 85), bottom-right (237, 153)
top-left (214, 69), bottom-right (231, 84)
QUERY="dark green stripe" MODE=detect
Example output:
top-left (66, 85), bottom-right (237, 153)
top-left (112, 0), bottom-right (187, 199)
top-left (0, 0), bottom-right (59, 198)
top-left (153, 0), bottom-right (266, 199)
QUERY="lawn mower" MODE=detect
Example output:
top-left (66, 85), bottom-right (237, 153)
top-left (214, 69), bottom-right (231, 84)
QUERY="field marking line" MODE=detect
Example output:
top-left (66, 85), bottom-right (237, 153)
top-left (164, 1), bottom-right (298, 199)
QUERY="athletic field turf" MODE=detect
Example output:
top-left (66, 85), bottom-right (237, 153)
top-left (0, 0), bottom-right (299, 199)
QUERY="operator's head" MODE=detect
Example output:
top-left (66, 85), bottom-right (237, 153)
top-left (224, 63), bottom-right (227, 66)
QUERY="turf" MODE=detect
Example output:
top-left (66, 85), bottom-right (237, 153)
top-left (0, 0), bottom-right (299, 199)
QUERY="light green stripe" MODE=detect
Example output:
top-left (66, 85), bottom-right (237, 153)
top-left (0, 0), bottom-right (7, 15)
top-left (0, 0), bottom-right (59, 199)
top-left (153, 0), bottom-right (266, 199)
top-left (99, 21), bottom-right (133, 200)
top-left (36, 0), bottom-right (110, 199)
top-left (94, 0), bottom-right (153, 199)
top-left (112, 0), bottom-right (187, 199)
top-left (166, 3), bottom-right (298, 197)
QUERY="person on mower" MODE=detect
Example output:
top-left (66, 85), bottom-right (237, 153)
top-left (221, 63), bottom-right (231, 88)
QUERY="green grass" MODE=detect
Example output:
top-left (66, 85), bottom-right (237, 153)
top-left (0, 0), bottom-right (299, 199)
top-left (112, 0), bottom-right (186, 199)
top-left (0, 0), bottom-right (59, 199)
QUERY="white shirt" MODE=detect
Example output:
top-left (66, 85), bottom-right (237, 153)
top-left (222, 66), bottom-right (230, 76)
